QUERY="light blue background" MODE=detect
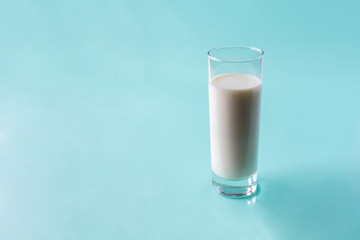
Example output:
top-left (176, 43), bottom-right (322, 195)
top-left (1, 0), bottom-right (360, 239)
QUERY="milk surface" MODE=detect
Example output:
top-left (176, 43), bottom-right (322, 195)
top-left (209, 73), bottom-right (262, 180)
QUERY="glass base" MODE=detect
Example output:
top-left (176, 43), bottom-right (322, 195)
top-left (212, 172), bottom-right (257, 198)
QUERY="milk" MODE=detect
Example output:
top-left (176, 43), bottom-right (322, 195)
top-left (209, 73), bottom-right (262, 180)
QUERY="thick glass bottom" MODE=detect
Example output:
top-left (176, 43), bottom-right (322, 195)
top-left (212, 172), bottom-right (257, 198)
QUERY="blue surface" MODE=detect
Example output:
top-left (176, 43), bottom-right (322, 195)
top-left (1, 0), bottom-right (360, 239)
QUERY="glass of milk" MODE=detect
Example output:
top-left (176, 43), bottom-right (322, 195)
top-left (208, 46), bottom-right (264, 198)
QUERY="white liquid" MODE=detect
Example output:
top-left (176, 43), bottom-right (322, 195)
top-left (209, 73), bottom-right (262, 180)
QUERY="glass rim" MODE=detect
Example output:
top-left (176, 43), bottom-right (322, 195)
top-left (207, 46), bottom-right (264, 62)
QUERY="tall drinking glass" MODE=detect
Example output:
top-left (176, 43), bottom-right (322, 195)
top-left (208, 46), bottom-right (264, 198)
